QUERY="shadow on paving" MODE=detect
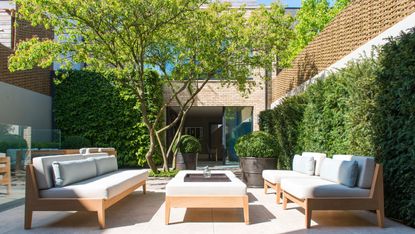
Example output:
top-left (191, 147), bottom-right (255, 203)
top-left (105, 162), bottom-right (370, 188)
top-left (39, 191), bottom-right (164, 229)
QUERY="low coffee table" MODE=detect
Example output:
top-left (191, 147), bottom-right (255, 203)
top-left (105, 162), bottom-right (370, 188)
top-left (165, 170), bottom-right (249, 224)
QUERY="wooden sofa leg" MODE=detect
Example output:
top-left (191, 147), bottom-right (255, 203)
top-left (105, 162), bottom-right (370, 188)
top-left (376, 209), bottom-right (384, 228)
top-left (165, 197), bottom-right (171, 225)
top-left (305, 200), bottom-right (312, 229)
top-left (143, 183), bottom-right (146, 194)
top-left (282, 192), bottom-right (288, 210)
top-left (97, 203), bottom-right (106, 229)
top-left (264, 181), bottom-right (268, 194)
top-left (243, 195), bottom-right (250, 224)
top-left (24, 208), bottom-right (32, 229)
top-left (276, 184), bottom-right (281, 204)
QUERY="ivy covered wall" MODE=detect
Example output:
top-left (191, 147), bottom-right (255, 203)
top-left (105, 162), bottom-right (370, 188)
top-left (53, 70), bottom-right (163, 167)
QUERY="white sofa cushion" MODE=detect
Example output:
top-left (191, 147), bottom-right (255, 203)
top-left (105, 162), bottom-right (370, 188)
top-left (352, 156), bottom-right (375, 189)
top-left (52, 158), bottom-right (97, 187)
top-left (302, 152), bottom-right (326, 175)
top-left (262, 170), bottom-right (310, 184)
top-left (281, 177), bottom-right (370, 199)
top-left (292, 155), bottom-right (302, 172)
top-left (33, 154), bottom-right (84, 189)
top-left (333, 154), bottom-right (353, 161)
top-left (293, 155), bottom-right (315, 175)
top-left (166, 170), bottom-right (246, 196)
top-left (320, 158), bottom-right (342, 183)
top-left (39, 169), bottom-right (148, 199)
top-left (333, 155), bottom-right (376, 188)
top-left (93, 156), bottom-right (118, 175)
top-left (320, 158), bottom-right (359, 187)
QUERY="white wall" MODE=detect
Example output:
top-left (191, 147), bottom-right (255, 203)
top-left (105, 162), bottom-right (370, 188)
top-left (0, 81), bottom-right (52, 129)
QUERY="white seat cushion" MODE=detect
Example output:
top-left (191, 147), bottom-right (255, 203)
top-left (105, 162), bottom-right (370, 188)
top-left (39, 169), bottom-right (148, 199)
top-left (281, 177), bottom-right (370, 199)
top-left (262, 170), bottom-right (310, 184)
top-left (166, 170), bottom-right (246, 196)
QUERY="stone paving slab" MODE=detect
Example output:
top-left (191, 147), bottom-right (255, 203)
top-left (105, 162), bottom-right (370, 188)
top-left (0, 177), bottom-right (414, 234)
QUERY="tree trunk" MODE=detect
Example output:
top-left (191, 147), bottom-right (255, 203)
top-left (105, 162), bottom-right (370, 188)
top-left (146, 131), bottom-right (158, 173)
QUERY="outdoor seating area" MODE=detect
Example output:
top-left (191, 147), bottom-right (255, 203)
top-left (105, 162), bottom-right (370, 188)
top-left (0, 0), bottom-right (414, 233)
top-left (25, 150), bottom-right (148, 229)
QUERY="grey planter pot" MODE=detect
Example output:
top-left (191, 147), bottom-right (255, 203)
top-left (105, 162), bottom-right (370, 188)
top-left (239, 157), bottom-right (277, 188)
top-left (176, 152), bottom-right (197, 170)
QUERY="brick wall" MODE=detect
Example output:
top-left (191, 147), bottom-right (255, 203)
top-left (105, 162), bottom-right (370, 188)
top-left (271, 0), bottom-right (415, 102)
top-left (0, 13), bottom-right (53, 96)
top-left (164, 74), bottom-right (267, 130)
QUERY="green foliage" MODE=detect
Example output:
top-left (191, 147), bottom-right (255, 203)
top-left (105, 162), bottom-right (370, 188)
top-left (374, 28), bottom-right (415, 227)
top-left (234, 131), bottom-right (278, 158)
top-left (149, 169), bottom-right (179, 178)
top-left (10, 0), bottom-right (295, 172)
top-left (259, 28), bottom-right (415, 226)
top-left (61, 136), bottom-right (91, 149)
top-left (284, 0), bottom-right (350, 64)
top-left (179, 135), bottom-right (201, 154)
top-left (259, 95), bottom-right (306, 168)
top-left (0, 135), bottom-right (28, 152)
top-left (53, 70), bottom-right (163, 167)
top-left (297, 57), bottom-right (379, 156)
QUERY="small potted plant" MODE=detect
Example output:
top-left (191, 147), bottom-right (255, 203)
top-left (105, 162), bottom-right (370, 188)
top-left (176, 135), bottom-right (201, 170)
top-left (235, 131), bottom-right (278, 187)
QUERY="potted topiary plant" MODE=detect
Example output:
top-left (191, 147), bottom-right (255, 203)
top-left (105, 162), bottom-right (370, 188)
top-left (176, 135), bottom-right (201, 170)
top-left (235, 131), bottom-right (278, 187)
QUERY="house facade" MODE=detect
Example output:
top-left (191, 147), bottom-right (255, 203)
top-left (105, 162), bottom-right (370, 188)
top-left (0, 2), bottom-right (53, 131)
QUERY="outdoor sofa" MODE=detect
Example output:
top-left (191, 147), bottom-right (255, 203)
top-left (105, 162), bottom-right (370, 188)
top-left (25, 152), bottom-right (148, 229)
top-left (280, 154), bottom-right (384, 228)
top-left (262, 152), bottom-right (326, 204)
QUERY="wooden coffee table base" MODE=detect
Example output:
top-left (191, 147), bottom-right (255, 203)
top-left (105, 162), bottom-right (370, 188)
top-left (165, 195), bottom-right (249, 224)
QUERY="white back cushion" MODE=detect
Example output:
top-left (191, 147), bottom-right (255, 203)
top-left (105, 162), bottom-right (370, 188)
top-left (333, 155), bottom-right (375, 188)
top-left (293, 155), bottom-right (315, 175)
top-left (94, 156), bottom-right (118, 175)
top-left (33, 154), bottom-right (84, 189)
top-left (333, 154), bottom-right (353, 161)
top-left (292, 155), bottom-right (302, 172)
top-left (351, 156), bottom-right (375, 188)
top-left (302, 152), bottom-right (326, 175)
top-left (320, 158), bottom-right (342, 183)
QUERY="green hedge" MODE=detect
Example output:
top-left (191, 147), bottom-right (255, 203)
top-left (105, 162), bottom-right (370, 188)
top-left (373, 28), bottom-right (415, 227)
top-left (259, 95), bottom-right (306, 168)
top-left (259, 28), bottom-right (415, 227)
top-left (53, 70), bottom-right (163, 167)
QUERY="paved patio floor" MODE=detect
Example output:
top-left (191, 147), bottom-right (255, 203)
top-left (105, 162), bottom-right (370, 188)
top-left (0, 177), bottom-right (414, 234)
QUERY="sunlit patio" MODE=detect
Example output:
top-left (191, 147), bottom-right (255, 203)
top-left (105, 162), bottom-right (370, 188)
top-left (0, 177), bottom-right (413, 234)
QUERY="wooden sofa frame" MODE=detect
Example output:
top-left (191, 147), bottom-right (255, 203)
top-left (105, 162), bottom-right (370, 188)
top-left (24, 163), bottom-right (146, 229)
top-left (264, 180), bottom-right (282, 204)
top-left (165, 195), bottom-right (249, 225)
top-left (0, 157), bottom-right (12, 194)
top-left (282, 164), bottom-right (384, 228)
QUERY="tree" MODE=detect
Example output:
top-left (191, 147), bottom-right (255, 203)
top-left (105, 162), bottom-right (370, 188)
top-left (284, 0), bottom-right (350, 65)
top-left (9, 0), bottom-right (293, 172)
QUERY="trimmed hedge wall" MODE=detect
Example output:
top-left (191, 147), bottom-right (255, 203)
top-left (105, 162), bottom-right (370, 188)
top-left (260, 28), bottom-right (415, 227)
top-left (53, 70), bottom-right (163, 167)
